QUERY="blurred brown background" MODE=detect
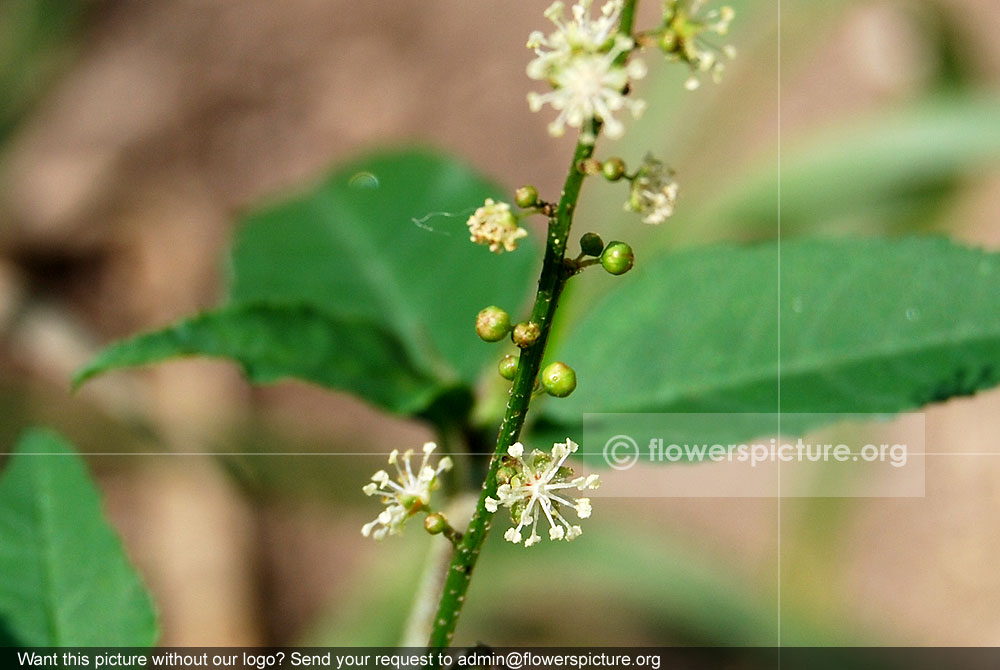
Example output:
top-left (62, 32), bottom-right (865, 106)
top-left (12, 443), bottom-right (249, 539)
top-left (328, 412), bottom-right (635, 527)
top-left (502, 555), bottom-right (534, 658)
top-left (1, 0), bottom-right (999, 647)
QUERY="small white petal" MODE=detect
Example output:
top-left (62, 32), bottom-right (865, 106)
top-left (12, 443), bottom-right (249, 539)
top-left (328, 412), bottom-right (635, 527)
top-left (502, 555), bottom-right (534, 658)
top-left (508, 443), bottom-right (525, 459)
top-left (485, 497), bottom-right (499, 513)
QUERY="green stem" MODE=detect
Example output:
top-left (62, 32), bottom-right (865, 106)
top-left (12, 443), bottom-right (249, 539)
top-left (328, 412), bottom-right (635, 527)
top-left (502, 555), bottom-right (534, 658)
top-left (426, 1), bottom-right (639, 649)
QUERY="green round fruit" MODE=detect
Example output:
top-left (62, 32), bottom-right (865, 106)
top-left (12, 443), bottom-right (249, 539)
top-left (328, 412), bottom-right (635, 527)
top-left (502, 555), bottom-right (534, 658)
top-left (498, 354), bottom-right (518, 381)
top-left (514, 185), bottom-right (539, 208)
top-left (602, 158), bottom-right (626, 181)
top-left (512, 321), bottom-right (541, 348)
top-left (579, 232), bottom-right (605, 257)
top-left (476, 306), bottom-right (511, 342)
top-left (541, 361), bottom-right (577, 398)
top-left (424, 513), bottom-right (447, 535)
top-left (601, 241), bottom-right (634, 276)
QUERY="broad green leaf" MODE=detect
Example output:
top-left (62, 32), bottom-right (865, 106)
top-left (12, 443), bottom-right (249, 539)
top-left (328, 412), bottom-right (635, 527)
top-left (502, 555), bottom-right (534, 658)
top-left (0, 429), bottom-right (157, 646)
top-left (74, 304), bottom-right (446, 415)
top-left (77, 150), bottom-right (538, 417)
top-left (541, 237), bottom-right (1000, 432)
top-left (228, 150), bottom-right (537, 383)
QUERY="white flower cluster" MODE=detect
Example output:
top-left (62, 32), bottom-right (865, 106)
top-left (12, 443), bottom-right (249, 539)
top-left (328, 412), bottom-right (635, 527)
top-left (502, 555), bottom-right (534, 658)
top-left (485, 439), bottom-right (600, 547)
top-left (661, 0), bottom-right (736, 90)
top-left (526, 0), bottom-right (647, 142)
top-left (362, 443), bottom-right (453, 540)
top-left (625, 154), bottom-right (679, 224)
top-left (466, 198), bottom-right (529, 253)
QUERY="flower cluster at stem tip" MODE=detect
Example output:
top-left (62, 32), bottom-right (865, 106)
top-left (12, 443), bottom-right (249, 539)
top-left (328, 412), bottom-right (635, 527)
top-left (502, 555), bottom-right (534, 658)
top-left (362, 443), bottom-right (452, 540)
top-left (486, 439), bottom-right (601, 547)
top-left (527, 0), bottom-right (647, 143)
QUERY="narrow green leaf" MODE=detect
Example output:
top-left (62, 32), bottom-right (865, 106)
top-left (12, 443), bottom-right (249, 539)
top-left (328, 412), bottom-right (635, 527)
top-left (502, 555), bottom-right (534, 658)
top-left (698, 95), bottom-right (1000, 238)
top-left (73, 304), bottom-right (449, 416)
top-left (542, 237), bottom-right (1000, 429)
top-left (0, 429), bottom-right (157, 646)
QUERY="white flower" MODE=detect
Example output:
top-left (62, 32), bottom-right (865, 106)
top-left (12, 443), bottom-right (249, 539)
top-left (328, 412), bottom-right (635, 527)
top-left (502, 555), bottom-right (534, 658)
top-left (661, 1), bottom-right (736, 90)
top-left (527, 1), bottom-right (646, 142)
top-left (362, 442), bottom-right (453, 540)
top-left (624, 154), bottom-right (679, 224)
top-left (466, 198), bottom-right (528, 253)
top-left (485, 438), bottom-right (600, 547)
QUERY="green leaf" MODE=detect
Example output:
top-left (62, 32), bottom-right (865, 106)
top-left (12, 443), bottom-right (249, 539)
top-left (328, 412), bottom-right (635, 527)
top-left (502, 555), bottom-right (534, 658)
top-left (697, 95), bottom-right (1000, 239)
top-left (77, 150), bottom-right (538, 417)
top-left (542, 237), bottom-right (1000, 430)
top-left (228, 149), bottom-right (537, 383)
top-left (0, 429), bottom-right (157, 646)
top-left (74, 304), bottom-right (447, 415)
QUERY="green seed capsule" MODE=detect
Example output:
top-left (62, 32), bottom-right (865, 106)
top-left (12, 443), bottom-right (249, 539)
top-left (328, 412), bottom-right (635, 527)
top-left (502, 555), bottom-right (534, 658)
top-left (602, 158), bottom-right (626, 181)
top-left (601, 241), bottom-right (634, 276)
top-left (514, 185), bottom-right (539, 208)
top-left (498, 354), bottom-right (518, 381)
top-left (424, 513), bottom-right (447, 535)
top-left (476, 306), bottom-right (511, 342)
top-left (579, 232), bottom-right (605, 257)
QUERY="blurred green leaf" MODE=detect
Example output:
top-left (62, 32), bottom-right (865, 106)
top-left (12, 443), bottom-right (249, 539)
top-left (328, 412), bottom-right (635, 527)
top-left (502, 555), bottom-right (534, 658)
top-left (309, 517), bottom-right (841, 646)
top-left (74, 304), bottom-right (447, 415)
top-left (0, 429), bottom-right (158, 646)
top-left (697, 95), bottom-right (1000, 239)
top-left (542, 237), bottom-right (1000, 432)
top-left (78, 150), bottom-right (538, 418)
top-left (0, 0), bottom-right (89, 144)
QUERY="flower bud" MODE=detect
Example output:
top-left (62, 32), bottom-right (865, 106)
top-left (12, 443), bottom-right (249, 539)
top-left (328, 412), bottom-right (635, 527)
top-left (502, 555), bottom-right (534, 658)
top-left (579, 232), bottom-right (605, 257)
top-left (601, 241), bottom-right (634, 276)
top-left (660, 30), bottom-right (678, 53)
top-left (476, 306), bottom-right (511, 342)
top-left (602, 158), bottom-right (626, 181)
top-left (498, 354), bottom-right (518, 381)
top-left (515, 185), bottom-right (539, 208)
top-left (424, 513), bottom-right (448, 535)
top-left (497, 465), bottom-right (517, 486)
top-left (541, 361), bottom-right (577, 398)
top-left (577, 158), bottom-right (602, 176)
top-left (512, 321), bottom-right (541, 348)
